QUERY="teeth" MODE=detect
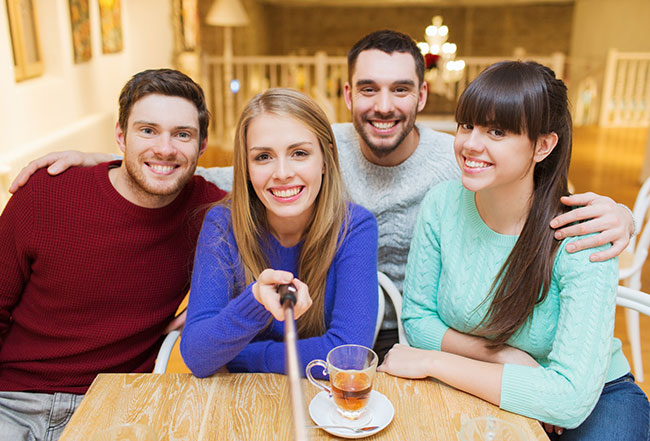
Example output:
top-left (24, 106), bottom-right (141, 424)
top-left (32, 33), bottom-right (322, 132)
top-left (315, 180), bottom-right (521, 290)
top-left (271, 187), bottom-right (301, 198)
top-left (371, 121), bottom-right (397, 130)
top-left (149, 164), bottom-right (175, 173)
top-left (465, 159), bottom-right (491, 169)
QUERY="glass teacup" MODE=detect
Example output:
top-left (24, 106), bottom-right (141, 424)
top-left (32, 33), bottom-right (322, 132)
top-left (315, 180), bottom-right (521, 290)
top-left (306, 344), bottom-right (378, 420)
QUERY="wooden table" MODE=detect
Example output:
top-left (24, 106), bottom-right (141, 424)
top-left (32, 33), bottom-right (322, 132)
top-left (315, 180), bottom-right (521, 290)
top-left (59, 373), bottom-right (547, 440)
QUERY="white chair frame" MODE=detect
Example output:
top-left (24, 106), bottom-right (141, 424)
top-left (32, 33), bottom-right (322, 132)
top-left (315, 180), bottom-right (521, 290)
top-left (617, 285), bottom-right (650, 317)
top-left (618, 177), bottom-right (650, 382)
top-left (153, 329), bottom-right (180, 374)
top-left (377, 271), bottom-right (407, 345)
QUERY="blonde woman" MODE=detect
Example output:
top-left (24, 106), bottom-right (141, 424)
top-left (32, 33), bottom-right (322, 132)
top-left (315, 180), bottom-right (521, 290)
top-left (180, 89), bottom-right (378, 376)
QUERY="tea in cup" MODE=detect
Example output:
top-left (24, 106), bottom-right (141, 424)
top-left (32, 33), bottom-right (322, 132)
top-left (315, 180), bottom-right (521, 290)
top-left (306, 344), bottom-right (378, 420)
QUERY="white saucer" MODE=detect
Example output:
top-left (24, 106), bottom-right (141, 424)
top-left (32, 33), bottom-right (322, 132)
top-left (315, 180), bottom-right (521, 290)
top-left (308, 390), bottom-right (394, 439)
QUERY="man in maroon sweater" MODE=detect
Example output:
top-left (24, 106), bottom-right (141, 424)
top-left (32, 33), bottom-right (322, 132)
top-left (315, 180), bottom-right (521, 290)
top-left (0, 69), bottom-right (226, 440)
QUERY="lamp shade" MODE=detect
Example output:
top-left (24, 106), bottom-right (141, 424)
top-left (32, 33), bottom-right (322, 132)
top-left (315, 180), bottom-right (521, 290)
top-left (206, 0), bottom-right (250, 27)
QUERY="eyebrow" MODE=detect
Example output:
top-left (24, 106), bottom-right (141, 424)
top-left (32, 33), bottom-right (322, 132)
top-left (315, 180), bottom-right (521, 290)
top-left (355, 79), bottom-right (416, 87)
top-left (248, 141), bottom-right (315, 151)
top-left (132, 121), bottom-right (198, 133)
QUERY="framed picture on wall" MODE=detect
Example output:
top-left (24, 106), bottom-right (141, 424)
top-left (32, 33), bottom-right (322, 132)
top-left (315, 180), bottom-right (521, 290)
top-left (98, 0), bottom-right (123, 54)
top-left (5, 0), bottom-right (44, 81)
top-left (68, 0), bottom-right (92, 63)
top-left (173, 0), bottom-right (199, 53)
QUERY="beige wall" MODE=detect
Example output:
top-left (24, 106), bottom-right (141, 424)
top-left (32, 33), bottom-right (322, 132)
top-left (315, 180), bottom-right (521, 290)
top-left (0, 0), bottom-right (174, 187)
top-left (569, 0), bottom-right (650, 121)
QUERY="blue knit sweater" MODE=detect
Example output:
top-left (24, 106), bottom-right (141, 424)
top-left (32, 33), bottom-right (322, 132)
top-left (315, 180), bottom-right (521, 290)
top-left (403, 180), bottom-right (629, 428)
top-left (181, 202), bottom-right (378, 377)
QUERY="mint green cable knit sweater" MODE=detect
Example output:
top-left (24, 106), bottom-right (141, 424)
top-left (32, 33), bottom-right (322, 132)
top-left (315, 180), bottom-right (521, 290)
top-left (403, 180), bottom-right (629, 428)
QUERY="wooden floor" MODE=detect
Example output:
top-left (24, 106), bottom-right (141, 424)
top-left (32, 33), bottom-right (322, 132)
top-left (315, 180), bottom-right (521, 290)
top-left (171, 125), bottom-right (650, 398)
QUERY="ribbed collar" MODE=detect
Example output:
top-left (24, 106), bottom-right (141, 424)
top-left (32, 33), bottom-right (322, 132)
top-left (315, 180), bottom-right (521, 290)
top-left (461, 185), bottom-right (519, 248)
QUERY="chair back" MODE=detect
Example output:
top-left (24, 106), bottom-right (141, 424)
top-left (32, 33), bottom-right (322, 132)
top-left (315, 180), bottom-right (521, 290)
top-left (617, 285), bottom-right (650, 317)
top-left (378, 271), bottom-right (408, 345)
top-left (620, 177), bottom-right (650, 282)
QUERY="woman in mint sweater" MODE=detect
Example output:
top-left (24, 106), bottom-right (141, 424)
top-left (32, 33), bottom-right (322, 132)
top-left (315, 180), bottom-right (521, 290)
top-left (379, 61), bottom-right (649, 440)
top-left (181, 89), bottom-right (378, 377)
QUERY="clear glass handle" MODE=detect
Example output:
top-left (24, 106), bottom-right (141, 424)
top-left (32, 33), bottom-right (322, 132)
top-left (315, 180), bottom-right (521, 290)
top-left (305, 359), bottom-right (330, 395)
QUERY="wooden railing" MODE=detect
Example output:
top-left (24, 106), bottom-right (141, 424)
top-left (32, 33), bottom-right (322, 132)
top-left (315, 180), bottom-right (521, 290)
top-left (600, 49), bottom-right (650, 127)
top-left (202, 51), bottom-right (566, 144)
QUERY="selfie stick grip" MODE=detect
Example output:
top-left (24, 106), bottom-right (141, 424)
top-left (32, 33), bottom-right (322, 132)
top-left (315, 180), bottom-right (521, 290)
top-left (280, 283), bottom-right (308, 441)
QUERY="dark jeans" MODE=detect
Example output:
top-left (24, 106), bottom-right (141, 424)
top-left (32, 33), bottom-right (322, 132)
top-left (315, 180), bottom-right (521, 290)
top-left (373, 328), bottom-right (399, 364)
top-left (548, 373), bottom-right (650, 441)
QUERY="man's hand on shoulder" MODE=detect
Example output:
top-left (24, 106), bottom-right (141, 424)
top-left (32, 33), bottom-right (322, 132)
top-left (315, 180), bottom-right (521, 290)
top-left (550, 192), bottom-right (634, 262)
top-left (9, 151), bottom-right (114, 193)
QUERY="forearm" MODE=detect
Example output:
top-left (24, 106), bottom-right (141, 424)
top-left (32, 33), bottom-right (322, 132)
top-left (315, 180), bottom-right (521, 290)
top-left (430, 350), bottom-right (504, 405)
top-left (181, 284), bottom-right (271, 377)
top-left (382, 345), bottom-right (504, 405)
top-left (441, 328), bottom-right (505, 363)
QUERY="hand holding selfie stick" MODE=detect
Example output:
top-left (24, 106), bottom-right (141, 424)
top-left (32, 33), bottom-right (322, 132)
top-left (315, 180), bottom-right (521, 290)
top-left (279, 283), bottom-right (309, 441)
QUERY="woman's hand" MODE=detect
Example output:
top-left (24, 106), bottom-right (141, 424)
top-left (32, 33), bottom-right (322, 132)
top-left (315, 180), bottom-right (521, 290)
top-left (377, 344), bottom-right (435, 379)
top-left (9, 150), bottom-right (113, 193)
top-left (252, 269), bottom-right (312, 321)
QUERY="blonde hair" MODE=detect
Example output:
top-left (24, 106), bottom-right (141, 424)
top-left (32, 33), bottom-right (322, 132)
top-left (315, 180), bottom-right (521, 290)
top-left (229, 88), bottom-right (348, 338)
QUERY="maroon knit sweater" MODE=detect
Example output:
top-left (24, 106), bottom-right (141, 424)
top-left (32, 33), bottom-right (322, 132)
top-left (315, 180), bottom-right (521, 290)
top-left (0, 161), bottom-right (226, 394)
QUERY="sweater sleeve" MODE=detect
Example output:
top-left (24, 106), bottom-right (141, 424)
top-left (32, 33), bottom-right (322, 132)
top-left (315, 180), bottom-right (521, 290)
top-left (402, 189), bottom-right (450, 350)
top-left (499, 237), bottom-right (619, 428)
top-left (0, 184), bottom-right (34, 345)
top-left (226, 205), bottom-right (379, 376)
top-left (195, 166), bottom-right (233, 192)
top-left (180, 206), bottom-right (274, 377)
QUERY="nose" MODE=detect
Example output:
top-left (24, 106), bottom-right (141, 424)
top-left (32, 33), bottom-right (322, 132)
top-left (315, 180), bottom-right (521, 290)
top-left (462, 128), bottom-right (485, 153)
top-left (373, 89), bottom-right (395, 116)
top-left (273, 156), bottom-right (294, 181)
top-left (152, 133), bottom-right (177, 157)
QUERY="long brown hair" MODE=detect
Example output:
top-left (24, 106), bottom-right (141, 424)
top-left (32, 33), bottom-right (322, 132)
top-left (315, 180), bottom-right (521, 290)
top-left (229, 88), bottom-right (348, 338)
top-left (455, 61), bottom-right (572, 345)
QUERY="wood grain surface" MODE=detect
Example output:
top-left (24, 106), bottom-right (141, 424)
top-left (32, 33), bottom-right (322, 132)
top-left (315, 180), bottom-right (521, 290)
top-left (59, 372), bottom-right (547, 440)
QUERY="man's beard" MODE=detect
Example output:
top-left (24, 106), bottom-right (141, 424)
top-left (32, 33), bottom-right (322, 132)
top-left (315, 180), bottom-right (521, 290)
top-left (352, 112), bottom-right (416, 158)
top-left (123, 154), bottom-right (196, 197)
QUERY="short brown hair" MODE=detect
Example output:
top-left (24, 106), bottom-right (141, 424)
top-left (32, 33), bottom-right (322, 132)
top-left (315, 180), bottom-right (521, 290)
top-left (347, 30), bottom-right (425, 86)
top-left (118, 69), bottom-right (210, 145)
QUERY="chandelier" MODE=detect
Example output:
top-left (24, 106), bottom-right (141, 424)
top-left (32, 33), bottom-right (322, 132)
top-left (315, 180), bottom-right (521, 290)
top-left (417, 16), bottom-right (465, 98)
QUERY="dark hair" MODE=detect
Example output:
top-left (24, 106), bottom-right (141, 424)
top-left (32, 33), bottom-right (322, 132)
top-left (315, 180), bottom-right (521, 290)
top-left (118, 68), bottom-right (210, 146)
top-left (455, 61), bottom-right (572, 346)
top-left (347, 30), bottom-right (425, 86)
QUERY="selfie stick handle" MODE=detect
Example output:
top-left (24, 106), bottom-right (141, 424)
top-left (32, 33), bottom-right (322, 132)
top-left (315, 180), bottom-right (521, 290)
top-left (280, 283), bottom-right (309, 441)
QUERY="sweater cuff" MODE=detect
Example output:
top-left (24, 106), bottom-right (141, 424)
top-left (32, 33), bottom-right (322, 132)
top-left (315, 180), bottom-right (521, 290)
top-left (229, 283), bottom-right (272, 325)
top-left (405, 320), bottom-right (449, 351)
top-left (500, 363), bottom-right (540, 417)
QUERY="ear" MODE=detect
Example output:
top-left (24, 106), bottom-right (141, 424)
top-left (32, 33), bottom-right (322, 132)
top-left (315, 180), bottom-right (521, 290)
top-left (533, 132), bottom-right (559, 163)
top-left (115, 122), bottom-right (126, 153)
top-left (198, 137), bottom-right (208, 157)
top-left (343, 82), bottom-right (353, 111)
top-left (417, 81), bottom-right (428, 113)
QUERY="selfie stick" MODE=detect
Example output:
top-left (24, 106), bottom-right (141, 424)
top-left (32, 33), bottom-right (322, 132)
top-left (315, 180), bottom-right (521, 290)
top-left (279, 283), bottom-right (309, 441)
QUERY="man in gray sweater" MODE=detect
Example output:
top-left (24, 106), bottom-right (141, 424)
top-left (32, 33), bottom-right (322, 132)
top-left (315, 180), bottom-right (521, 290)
top-left (10, 31), bottom-right (634, 361)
